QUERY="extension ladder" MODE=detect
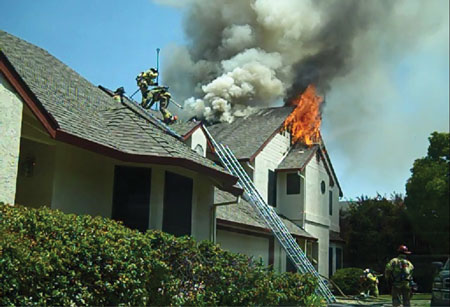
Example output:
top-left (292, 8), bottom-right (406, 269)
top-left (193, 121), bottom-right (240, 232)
top-left (202, 125), bottom-right (336, 304)
top-left (126, 98), bottom-right (335, 303)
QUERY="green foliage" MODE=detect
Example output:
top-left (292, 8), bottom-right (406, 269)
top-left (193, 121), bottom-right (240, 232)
top-left (340, 194), bottom-right (412, 273)
top-left (405, 131), bottom-right (449, 254)
top-left (0, 204), bottom-right (324, 306)
top-left (330, 268), bottom-right (364, 295)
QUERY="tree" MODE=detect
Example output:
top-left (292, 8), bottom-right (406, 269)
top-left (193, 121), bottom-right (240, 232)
top-left (405, 131), bottom-right (449, 254)
top-left (340, 194), bottom-right (412, 273)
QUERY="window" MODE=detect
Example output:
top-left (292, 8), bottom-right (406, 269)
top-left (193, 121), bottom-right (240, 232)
top-left (112, 166), bottom-right (151, 232)
top-left (163, 172), bottom-right (193, 237)
top-left (194, 144), bottom-right (204, 156)
top-left (268, 170), bottom-right (277, 206)
top-left (286, 255), bottom-right (297, 273)
top-left (286, 173), bottom-right (300, 194)
top-left (329, 247), bottom-right (333, 275)
top-left (329, 190), bottom-right (333, 215)
top-left (321, 180), bottom-right (326, 194)
top-left (336, 248), bottom-right (342, 270)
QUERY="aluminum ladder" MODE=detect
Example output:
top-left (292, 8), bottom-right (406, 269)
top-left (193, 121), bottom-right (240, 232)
top-left (203, 125), bottom-right (336, 304)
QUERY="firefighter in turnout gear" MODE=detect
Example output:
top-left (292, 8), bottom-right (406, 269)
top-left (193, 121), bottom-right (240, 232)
top-left (146, 86), bottom-right (178, 124)
top-left (113, 87), bottom-right (125, 103)
top-left (385, 245), bottom-right (414, 307)
top-left (136, 68), bottom-right (158, 108)
top-left (361, 268), bottom-right (379, 297)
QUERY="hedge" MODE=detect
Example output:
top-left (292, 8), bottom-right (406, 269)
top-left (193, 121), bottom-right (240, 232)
top-left (0, 204), bottom-right (324, 306)
top-left (330, 267), bottom-right (364, 295)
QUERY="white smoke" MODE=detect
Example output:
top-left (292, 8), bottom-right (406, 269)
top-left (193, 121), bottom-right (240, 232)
top-left (158, 0), bottom-right (447, 127)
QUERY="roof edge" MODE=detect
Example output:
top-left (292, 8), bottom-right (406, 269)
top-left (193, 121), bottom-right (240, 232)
top-left (217, 218), bottom-right (317, 241)
top-left (249, 123), bottom-right (284, 162)
top-left (0, 50), bottom-right (59, 137)
top-left (56, 129), bottom-right (239, 189)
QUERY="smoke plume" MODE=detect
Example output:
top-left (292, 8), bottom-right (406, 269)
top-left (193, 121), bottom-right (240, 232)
top-left (159, 0), bottom-right (447, 126)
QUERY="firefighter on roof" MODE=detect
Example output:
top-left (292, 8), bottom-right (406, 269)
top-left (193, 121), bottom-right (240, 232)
top-left (113, 87), bottom-right (125, 103)
top-left (136, 68), bottom-right (158, 107)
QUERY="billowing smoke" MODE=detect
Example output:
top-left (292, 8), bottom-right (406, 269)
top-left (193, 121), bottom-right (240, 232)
top-left (158, 0), bottom-right (447, 126)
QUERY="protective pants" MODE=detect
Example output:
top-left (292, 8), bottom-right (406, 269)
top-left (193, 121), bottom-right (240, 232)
top-left (391, 285), bottom-right (411, 307)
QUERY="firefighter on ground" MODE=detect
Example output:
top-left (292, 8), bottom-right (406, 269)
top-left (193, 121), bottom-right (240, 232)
top-left (361, 268), bottom-right (379, 297)
top-left (113, 87), bottom-right (125, 103)
top-left (385, 245), bottom-right (414, 307)
top-left (136, 69), bottom-right (177, 124)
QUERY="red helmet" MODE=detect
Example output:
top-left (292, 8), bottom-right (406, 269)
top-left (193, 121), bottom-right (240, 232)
top-left (397, 245), bottom-right (411, 254)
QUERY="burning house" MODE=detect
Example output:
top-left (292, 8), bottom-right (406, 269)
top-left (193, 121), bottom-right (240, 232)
top-left (189, 86), bottom-right (345, 277)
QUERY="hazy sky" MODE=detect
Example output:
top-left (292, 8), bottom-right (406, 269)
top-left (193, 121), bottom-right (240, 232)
top-left (1, 0), bottom-right (448, 200)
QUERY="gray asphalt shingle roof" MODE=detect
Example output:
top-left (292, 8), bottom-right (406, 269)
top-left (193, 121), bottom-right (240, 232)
top-left (208, 106), bottom-right (294, 160)
top-left (277, 143), bottom-right (319, 170)
top-left (215, 189), bottom-right (316, 240)
top-left (0, 30), bottom-right (230, 177)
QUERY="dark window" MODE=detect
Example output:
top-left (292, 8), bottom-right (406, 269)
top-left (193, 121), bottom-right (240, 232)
top-left (112, 166), bottom-right (151, 232)
top-left (162, 172), bottom-right (193, 237)
top-left (329, 247), bottom-right (334, 275)
top-left (329, 190), bottom-right (333, 215)
top-left (321, 180), bottom-right (326, 194)
top-left (286, 255), bottom-right (297, 272)
top-left (286, 173), bottom-right (300, 194)
top-left (336, 248), bottom-right (342, 270)
top-left (268, 170), bottom-right (277, 206)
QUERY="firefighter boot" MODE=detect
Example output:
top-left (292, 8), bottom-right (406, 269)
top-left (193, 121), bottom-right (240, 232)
top-left (162, 109), bottom-right (177, 124)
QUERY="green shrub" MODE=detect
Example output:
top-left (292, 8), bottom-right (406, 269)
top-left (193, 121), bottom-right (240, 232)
top-left (330, 267), bottom-right (364, 295)
top-left (0, 204), bottom-right (324, 306)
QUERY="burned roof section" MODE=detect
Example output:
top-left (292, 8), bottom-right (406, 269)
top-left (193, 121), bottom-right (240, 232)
top-left (208, 106), bottom-right (294, 160)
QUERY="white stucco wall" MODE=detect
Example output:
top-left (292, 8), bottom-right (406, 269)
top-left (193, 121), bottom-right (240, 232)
top-left (50, 142), bottom-right (215, 241)
top-left (186, 127), bottom-right (207, 157)
top-left (0, 73), bottom-right (23, 204)
top-left (15, 138), bottom-right (55, 208)
top-left (304, 222), bottom-right (330, 276)
top-left (51, 142), bottom-right (115, 217)
top-left (303, 153), bottom-right (333, 276)
top-left (253, 131), bottom-right (290, 202)
top-left (276, 171), bottom-right (305, 224)
top-left (216, 229), bottom-right (270, 265)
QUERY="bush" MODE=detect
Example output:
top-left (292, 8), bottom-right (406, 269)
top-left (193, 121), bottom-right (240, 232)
top-left (0, 204), bottom-right (324, 306)
top-left (330, 267), bottom-right (364, 295)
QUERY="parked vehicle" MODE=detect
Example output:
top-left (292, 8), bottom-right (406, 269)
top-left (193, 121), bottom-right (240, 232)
top-left (431, 258), bottom-right (450, 306)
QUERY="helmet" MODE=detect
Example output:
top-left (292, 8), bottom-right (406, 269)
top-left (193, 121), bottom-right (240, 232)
top-left (114, 87), bottom-right (125, 95)
top-left (397, 245), bottom-right (411, 254)
top-left (150, 68), bottom-right (158, 73)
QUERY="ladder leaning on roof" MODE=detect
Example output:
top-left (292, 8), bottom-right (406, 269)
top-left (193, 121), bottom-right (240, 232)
top-left (202, 124), bottom-right (336, 304)
top-left (123, 99), bottom-right (335, 303)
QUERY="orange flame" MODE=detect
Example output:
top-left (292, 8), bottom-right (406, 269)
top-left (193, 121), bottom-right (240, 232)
top-left (283, 84), bottom-right (323, 146)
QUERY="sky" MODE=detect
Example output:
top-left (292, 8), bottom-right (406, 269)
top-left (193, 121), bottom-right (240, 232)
top-left (1, 0), bottom-right (448, 200)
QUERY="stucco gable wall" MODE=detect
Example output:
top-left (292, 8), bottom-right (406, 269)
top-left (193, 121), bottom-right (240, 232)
top-left (187, 128), bottom-right (207, 157)
top-left (253, 131), bottom-right (290, 202)
top-left (0, 73), bottom-right (23, 204)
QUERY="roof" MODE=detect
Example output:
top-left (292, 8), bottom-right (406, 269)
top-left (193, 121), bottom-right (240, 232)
top-left (330, 230), bottom-right (345, 243)
top-left (208, 106), bottom-right (294, 160)
top-left (277, 143), bottom-right (319, 170)
top-left (215, 189), bottom-right (317, 240)
top-left (276, 139), bottom-right (343, 196)
top-left (0, 30), bottom-right (238, 190)
top-left (98, 85), bottom-right (200, 138)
